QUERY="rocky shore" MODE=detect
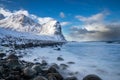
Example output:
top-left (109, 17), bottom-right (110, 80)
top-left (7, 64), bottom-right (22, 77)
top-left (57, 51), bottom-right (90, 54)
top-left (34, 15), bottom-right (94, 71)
top-left (0, 52), bottom-right (102, 80)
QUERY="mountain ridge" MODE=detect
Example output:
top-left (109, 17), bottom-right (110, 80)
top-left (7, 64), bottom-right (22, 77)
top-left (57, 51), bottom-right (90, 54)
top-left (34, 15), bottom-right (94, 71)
top-left (0, 9), bottom-right (66, 42)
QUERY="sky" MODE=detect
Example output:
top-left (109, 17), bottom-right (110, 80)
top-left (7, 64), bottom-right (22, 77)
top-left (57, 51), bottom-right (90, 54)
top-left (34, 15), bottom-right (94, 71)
top-left (0, 0), bottom-right (120, 41)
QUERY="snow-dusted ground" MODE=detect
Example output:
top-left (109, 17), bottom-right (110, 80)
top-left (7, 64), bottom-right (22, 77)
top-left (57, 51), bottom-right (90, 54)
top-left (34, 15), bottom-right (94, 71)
top-left (0, 42), bottom-right (120, 80)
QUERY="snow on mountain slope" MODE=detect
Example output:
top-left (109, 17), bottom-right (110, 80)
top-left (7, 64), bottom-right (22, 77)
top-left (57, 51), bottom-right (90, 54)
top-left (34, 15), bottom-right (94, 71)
top-left (0, 8), bottom-right (66, 42)
top-left (0, 14), bottom-right (41, 33)
top-left (41, 20), bottom-right (65, 40)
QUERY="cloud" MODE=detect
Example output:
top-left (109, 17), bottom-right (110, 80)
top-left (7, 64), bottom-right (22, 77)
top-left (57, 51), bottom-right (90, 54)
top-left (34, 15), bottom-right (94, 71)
top-left (61, 22), bottom-right (70, 26)
top-left (0, 0), bottom-right (13, 3)
top-left (68, 12), bottom-right (120, 41)
top-left (75, 11), bottom-right (109, 24)
top-left (60, 12), bottom-right (65, 18)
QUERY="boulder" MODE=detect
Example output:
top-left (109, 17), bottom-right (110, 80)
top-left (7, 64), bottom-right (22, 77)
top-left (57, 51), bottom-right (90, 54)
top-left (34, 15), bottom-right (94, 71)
top-left (33, 76), bottom-right (48, 80)
top-left (41, 60), bottom-right (48, 66)
top-left (60, 64), bottom-right (68, 70)
top-left (65, 76), bottom-right (78, 80)
top-left (48, 66), bottom-right (58, 73)
top-left (23, 67), bottom-right (36, 77)
top-left (48, 74), bottom-right (57, 80)
top-left (51, 63), bottom-right (59, 69)
top-left (57, 57), bottom-right (64, 61)
top-left (83, 74), bottom-right (102, 80)
top-left (0, 53), bottom-right (6, 58)
top-left (31, 64), bottom-right (42, 73)
top-left (67, 62), bottom-right (75, 64)
top-left (7, 54), bottom-right (18, 60)
top-left (47, 73), bottom-right (63, 80)
top-left (7, 59), bottom-right (21, 68)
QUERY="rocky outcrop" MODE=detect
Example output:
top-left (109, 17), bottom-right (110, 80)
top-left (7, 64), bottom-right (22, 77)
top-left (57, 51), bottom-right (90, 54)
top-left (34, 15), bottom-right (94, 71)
top-left (0, 14), bottom-right (5, 20)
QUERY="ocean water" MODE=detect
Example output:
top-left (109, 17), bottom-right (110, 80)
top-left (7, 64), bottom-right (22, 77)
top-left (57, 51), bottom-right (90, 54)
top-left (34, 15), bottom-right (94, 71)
top-left (11, 42), bottom-right (120, 80)
top-left (63, 42), bottom-right (120, 80)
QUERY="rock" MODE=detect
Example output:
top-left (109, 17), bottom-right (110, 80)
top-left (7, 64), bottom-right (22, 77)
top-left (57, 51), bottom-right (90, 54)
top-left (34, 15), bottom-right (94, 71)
top-left (48, 66), bottom-right (58, 73)
top-left (23, 67), bottom-right (36, 77)
top-left (33, 76), bottom-right (48, 80)
top-left (67, 61), bottom-right (75, 64)
top-left (31, 64), bottom-right (42, 73)
top-left (47, 73), bottom-right (63, 80)
top-left (7, 54), bottom-right (18, 60)
top-left (51, 63), bottom-right (59, 69)
top-left (48, 74), bottom-right (57, 80)
top-left (7, 59), bottom-right (21, 68)
top-left (57, 57), bottom-right (64, 61)
top-left (0, 53), bottom-right (6, 58)
top-left (41, 60), bottom-right (48, 66)
top-left (5, 74), bottom-right (17, 80)
top-left (54, 48), bottom-right (61, 51)
top-left (83, 74), bottom-right (102, 80)
top-left (60, 64), bottom-right (68, 70)
top-left (65, 76), bottom-right (78, 80)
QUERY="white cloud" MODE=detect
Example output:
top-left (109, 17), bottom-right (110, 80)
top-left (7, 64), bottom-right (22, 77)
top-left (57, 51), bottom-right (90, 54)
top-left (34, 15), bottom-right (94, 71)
top-left (75, 11), bottom-right (109, 24)
top-left (61, 22), bottom-right (70, 26)
top-left (60, 12), bottom-right (65, 18)
top-left (68, 12), bottom-right (120, 41)
top-left (0, 0), bottom-right (13, 3)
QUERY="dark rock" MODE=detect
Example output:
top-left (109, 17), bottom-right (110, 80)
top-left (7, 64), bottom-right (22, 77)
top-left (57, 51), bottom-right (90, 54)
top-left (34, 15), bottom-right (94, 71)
top-left (48, 66), bottom-right (58, 73)
top-left (83, 74), bottom-right (102, 80)
top-left (23, 67), bottom-right (36, 77)
top-left (60, 64), bottom-right (68, 70)
top-left (0, 53), bottom-right (6, 58)
top-left (33, 76), bottom-right (48, 80)
top-left (51, 63), bottom-right (59, 69)
top-left (7, 54), bottom-right (18, 60)
top-left (41, 60), bottom-right (48, 66)
top-left (67, 61), bottom-right (75, 64)
top-left (54, 48), bottom-right (61, 51)
top-left (48, 74), bottom-right (57, 80)
top-left (47, 73), bottom-right (63, 80)
top-left (34, 58), bottom-right (38, 61)
top-left (57, 57), bottom-right (64, 61)
top-left (7, 59), bottom-right (21, 68)
top-left (5, 74), bottom-right (17, 80)
top-left (31, 64), bottom-right (42, 73)
top-left (14, 75), bottom-right (21, 80)
top-left (17, 55), bottom-right (23, 58)
top-left (65, 76), bottom-right (78, 80)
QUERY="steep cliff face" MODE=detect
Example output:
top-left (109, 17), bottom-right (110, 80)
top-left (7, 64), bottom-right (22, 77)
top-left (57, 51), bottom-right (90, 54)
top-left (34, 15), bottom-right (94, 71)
top-left (0, 13), bottom-right (5, 20)
top-left (40, 20), bottom-right (65, 40)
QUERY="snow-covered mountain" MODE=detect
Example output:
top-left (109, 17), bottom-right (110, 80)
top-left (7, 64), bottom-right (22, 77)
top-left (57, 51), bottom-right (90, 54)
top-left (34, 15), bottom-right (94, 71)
top-left (0, 9), bottom-right (66, 43)
top-left (0, 8), bottom-right (66, 48)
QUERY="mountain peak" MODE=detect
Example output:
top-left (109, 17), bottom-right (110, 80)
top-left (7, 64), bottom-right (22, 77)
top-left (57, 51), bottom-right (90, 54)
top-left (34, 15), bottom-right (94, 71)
top-left (9, 14), bottom-right (35, 25)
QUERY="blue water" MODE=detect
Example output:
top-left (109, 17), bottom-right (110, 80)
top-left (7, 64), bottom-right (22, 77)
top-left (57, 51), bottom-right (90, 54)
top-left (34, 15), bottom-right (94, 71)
top-left (64, 42), bottom-right (120, 80)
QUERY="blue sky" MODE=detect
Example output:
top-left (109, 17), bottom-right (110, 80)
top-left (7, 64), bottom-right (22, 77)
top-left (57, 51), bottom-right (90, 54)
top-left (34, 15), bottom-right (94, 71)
top-left (0, 0), bottom-right (120, 41)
